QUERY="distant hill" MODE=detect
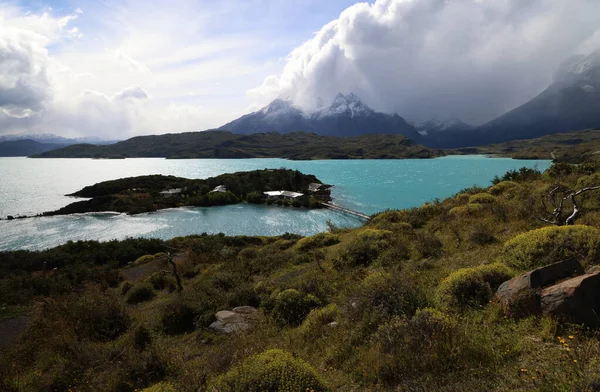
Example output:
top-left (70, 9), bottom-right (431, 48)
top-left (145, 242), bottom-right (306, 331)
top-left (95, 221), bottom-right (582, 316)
top-left (0, 140), bottom-right (65, 157)
top-left (219, 93), bottom-right (421, 140)
top-left (32, 131), bottom-right (443, 160)
top-left (0, 133), bottom-right (118, 145)
top-left (451, 128), bottom-right (600, 163)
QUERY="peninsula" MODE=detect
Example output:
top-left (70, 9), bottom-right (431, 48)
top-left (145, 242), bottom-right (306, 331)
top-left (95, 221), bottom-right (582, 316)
top-left (41, 169), bottom-right (331, 217)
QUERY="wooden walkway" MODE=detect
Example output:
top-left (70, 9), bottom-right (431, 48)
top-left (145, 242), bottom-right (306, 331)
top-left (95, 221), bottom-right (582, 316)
top-left (321, 202), bottom-right (371, 220)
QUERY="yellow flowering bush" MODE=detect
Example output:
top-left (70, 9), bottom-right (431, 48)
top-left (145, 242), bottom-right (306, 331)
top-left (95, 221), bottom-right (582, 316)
top-left (435, 263), bottom-right (513, 311)
top-left (489, 181), bottom-right (520, 196)
top-left (469, 193), bottom-right (496, 204)
top-left (500, 225), bottom-right (600, 270)
top-left (294, 232), bottom-right (340, 251)
top-left (209, 349), bottom-right (329, 391)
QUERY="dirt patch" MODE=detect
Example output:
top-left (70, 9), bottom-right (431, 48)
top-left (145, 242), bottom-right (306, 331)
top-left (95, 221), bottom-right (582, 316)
top-left (122, 259), bottom-right (164, 281)
top-left (0, 315), bottom-right (29, 348)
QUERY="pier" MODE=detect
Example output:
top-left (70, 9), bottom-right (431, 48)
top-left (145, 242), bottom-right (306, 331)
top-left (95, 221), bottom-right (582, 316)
top-left (321, 202), bottom-right (371, 220)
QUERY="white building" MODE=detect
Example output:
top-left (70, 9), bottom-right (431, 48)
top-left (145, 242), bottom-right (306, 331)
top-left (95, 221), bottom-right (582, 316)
top-left (263, 190), bottom-right (304, 200)
top-left (159, 188), bottom-right (182, 197)
top-left (210, 185), bottom-right (227, 193)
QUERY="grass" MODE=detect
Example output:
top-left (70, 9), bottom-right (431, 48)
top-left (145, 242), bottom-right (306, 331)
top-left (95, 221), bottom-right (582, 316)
top-left (6, 146), bottom-right (600, 390)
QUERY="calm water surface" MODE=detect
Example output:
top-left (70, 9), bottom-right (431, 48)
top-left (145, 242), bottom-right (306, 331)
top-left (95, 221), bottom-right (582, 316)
top-left (0, 156), bottom-right (550, 250)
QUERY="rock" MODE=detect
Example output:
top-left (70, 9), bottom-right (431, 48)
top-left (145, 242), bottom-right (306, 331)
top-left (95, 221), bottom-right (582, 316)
top-left (209, 306), bottom-right (258, 334)
top-left (6, 215), bottom-right (13, 220)
top-left (328, 321), bottom-right (339, 328)
top-left (495, 258), bottom-right (584, 318)
top-left (540, 271), bottom-right (600, 327)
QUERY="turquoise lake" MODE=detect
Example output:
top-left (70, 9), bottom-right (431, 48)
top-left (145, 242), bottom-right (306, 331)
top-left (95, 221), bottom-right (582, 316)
top-left (0, 156), bottom-right (551, 251)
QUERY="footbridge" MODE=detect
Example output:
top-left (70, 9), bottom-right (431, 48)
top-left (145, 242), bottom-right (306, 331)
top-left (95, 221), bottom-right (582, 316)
top-left (320, 202), bottom-right (371, 221)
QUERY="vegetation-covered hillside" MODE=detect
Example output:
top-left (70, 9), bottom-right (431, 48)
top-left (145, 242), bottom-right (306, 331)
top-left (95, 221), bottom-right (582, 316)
top-left (31, 131), bottom-right (443, 160)
top-left (453, 128), bottom-right (600, 162)
top-left (6, 145), bottom-right (600, 390)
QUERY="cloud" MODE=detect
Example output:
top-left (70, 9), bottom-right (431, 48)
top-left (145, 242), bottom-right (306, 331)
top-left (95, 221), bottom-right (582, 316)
top-left (249, 0), bottom-right (600, 124)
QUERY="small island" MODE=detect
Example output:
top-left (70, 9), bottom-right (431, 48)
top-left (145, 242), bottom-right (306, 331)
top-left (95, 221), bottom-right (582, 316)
top-left (41, 169), bottom-right (332, 217)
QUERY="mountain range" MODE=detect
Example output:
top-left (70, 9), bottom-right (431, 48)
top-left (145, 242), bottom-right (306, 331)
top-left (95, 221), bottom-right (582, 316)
top-left (220, 93), bottom-right (422, 141)
top-left (219, 50), bottom-right (600, 148)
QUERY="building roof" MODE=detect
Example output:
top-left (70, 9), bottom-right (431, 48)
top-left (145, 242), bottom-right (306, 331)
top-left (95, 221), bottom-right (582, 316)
top-left (210, 185), bottom-right (227, 193)
top-left (263, 190), bottom-right (304, 198)
top-left (308, 183), bottom-right (323, 192)
top-left (159, 188), bottom-right (182, 195)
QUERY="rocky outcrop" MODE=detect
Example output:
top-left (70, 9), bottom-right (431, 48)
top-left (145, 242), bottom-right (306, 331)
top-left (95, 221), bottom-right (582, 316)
top-left (495, 258), bottom-right (600, 326)
top-left (209, 306), bottom-right (258, 334)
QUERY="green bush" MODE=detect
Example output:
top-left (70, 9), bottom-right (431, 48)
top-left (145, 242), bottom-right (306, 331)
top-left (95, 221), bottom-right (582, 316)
top-left (294, 232), bottom-right (340, 251)
top-left (351, 272), bottom-right (426, 324)
top-left (333, 229), bottom-right (394, 268)
top-left (500, 225), bottom-right (600, 270)
top-left (147, 272), bottom-right (176, 292)
top-left (246, 191), bottom-right (264, 204)
top-left (271, 289), bottom-right (321, 326)
top-left (133, 324), bottom-right (152, 350)
top-left (134, 254), bottom-right (155, 265)
top-left (362, 309), bottom-right (459, 385)
top-left (69, 289), bottom-right (130, 341)
top-left (488, 181), bottom-right (520, 196)
top-left (435, 263), bottom-right (513, 311)
top-left (160, 300), bottom-right (198, 335)
top-left (468, 193), bottom-right (495, 204)
top-left (448, 203), bottom-right (484, 217)
top-left (209, 349), bottom-right (329, 391)
top-left (298, 303), bottom-right (341, 339)
top-left (126, 283), bottom-right (156, 304)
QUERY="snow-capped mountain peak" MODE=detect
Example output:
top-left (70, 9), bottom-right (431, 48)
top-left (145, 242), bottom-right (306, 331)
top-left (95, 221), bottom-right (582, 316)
top-left (553, 50), bottom-right (600, 89)
top-left (258, 99), bottom-right (306, 119)
top-left (314, 93), bottom-right (374, 118)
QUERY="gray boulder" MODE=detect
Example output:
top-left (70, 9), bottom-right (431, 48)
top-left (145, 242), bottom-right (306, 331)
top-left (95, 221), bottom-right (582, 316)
top-left (209, 306), bottom-right (258, 334)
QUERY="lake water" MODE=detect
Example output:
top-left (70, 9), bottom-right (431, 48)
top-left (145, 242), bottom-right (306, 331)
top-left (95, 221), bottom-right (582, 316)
top-left (0, 156), bottom-right (551, 251)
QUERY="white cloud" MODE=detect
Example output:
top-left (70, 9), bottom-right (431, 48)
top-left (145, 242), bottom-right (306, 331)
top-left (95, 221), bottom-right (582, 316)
top-left (250, 0), bottom-right (600, 124)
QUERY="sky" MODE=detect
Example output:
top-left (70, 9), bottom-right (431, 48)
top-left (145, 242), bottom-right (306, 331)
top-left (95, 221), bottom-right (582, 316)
top-left (1, 0), bottom-right (600, 139)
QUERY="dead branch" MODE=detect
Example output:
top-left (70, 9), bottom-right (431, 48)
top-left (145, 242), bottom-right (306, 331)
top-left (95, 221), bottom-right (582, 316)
top-left (163, 245), bottom-right (184, 292)
top-left (537, 184), bottom-right (600, 226)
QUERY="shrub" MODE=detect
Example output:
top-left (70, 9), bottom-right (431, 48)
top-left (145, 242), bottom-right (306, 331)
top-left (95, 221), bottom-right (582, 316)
top-left (469, 224), bottom-right (497, 245)
top-left (488, 181), bottom-right (520, 196)
top-left (500, 225), bottom-right (600, 270)
top-left (126, 283), bottom-right (156, 304)
top-left (133, 324), bottom-right (152, 350)
top-left (412, 232), bottom-right (443, 259)
top-left (271, 289), bottom-right (321, 326)
top-left (294, 232), bottom-right (340, 251)
top-left (448, 203), bottom-right (484, 217)
top-left (469, 193), bottom-right (495, 204)
top-left (161, 300), bottom-right (198, 335)
top-left (147, 272), bottom-right (176, 292)
top-left (121, 280), bottom-right (133, 295)
top-left (435, 263), bottom-right (513, 311)
top-left (70, 289), bottom-right (130, 341)
top-left (134, 254), bottom-right (155, 265)
top-left (351, 272), bottom-right (426, 324)
top-left (334, 229), bottom-right (394, 269)
top-left (454, 193), bottom-right (470, 203)
top-left (246, 191), bottom-right (264, 204)
top-left (209, 349), bottom-right (329, 391)
top-left (362, 309), bottom-right (459, 385)
top-left (142, 382), bottom-right (178, 392)
top-left (298, 303), bottom-right (341, 339)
